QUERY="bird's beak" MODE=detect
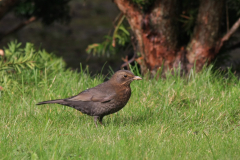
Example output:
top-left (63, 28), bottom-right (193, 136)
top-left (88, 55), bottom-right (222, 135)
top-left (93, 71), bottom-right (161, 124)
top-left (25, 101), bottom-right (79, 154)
top-left (132, 76), bottom-right (142, 80)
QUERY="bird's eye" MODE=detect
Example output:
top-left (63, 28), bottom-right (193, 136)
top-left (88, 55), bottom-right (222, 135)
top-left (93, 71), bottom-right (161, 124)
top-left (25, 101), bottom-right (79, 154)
top-left (124, 74), bottom-right (127, 78)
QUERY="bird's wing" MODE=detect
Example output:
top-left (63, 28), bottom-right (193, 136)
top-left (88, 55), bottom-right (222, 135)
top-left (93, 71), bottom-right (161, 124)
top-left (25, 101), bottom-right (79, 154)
top-left (67, 88), bottom-right (116, 103)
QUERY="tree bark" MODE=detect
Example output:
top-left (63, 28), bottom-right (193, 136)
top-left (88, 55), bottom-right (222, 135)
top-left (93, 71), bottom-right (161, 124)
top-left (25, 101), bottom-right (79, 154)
top-left (114, 0), bottom-right (181, 75)
top-left (114, 0), bottom-right (225, 75)
top-left (186, 0), bottom-right (224, 71)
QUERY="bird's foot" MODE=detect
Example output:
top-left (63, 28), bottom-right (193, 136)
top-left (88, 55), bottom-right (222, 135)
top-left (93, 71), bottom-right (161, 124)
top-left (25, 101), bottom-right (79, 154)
top-left (94, 116), bottom-right (104, 128)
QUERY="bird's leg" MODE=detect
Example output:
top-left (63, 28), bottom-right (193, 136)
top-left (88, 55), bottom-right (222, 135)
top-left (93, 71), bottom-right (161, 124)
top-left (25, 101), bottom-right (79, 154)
top-left (98, 116), bottom-right (104, 126)
top-left (94, 116), bottom-right (104, 127)
top-left (94, 116), bottom-right (99, 128)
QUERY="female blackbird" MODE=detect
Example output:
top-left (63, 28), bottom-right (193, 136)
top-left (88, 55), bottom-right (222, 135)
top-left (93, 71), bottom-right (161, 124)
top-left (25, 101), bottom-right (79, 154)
top-left (37, 70), bottom-right (142, 127)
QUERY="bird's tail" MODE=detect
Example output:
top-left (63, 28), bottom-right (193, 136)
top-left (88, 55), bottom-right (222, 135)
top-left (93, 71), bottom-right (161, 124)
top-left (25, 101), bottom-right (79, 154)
top-left (36, 99), bottom-right (65, 105)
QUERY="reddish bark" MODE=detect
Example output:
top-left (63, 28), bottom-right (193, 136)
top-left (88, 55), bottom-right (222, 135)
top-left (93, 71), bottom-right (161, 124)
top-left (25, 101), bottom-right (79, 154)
top-left (114, 0), bottom-right (225, 75)
top-left (187, 0), bottom-right (224, 71)
top-left (114, 0), bottom-right (181, 74)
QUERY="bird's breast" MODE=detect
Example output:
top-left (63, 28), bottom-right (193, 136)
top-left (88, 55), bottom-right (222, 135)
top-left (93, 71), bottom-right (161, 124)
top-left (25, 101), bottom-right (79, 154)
top-left (91, 86), bottom-right (132, 116)
top-left (115, 87), bottom-right (131, 105)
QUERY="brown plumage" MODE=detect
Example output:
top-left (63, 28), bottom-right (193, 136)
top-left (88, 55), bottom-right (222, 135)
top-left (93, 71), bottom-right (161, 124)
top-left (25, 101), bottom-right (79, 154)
top-left (37, 70), bottom-right (142, 127)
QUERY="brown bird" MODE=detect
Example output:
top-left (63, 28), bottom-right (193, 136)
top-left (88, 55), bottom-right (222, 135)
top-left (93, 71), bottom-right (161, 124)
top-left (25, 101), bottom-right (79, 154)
top-left (37, 70), bottom-right (142, 127)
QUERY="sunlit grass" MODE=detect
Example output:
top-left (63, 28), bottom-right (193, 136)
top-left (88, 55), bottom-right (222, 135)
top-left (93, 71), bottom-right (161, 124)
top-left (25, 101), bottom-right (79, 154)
top-left (0, 67), bottom-right (240, 159)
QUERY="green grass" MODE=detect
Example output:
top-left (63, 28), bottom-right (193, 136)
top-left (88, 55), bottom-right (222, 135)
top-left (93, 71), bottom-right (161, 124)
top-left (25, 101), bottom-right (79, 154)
top-left (0, 67), bottom-right (240, 159)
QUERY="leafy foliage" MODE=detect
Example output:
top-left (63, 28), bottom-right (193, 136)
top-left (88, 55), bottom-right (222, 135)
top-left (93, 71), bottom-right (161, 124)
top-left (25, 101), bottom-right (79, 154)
top-left (86, 17), bottom-right (131, 57)
top-left (14, 0), bottom-right (71, 25)
top-left (86, 36), bottom-right (115, 57)
top-left (87, 0), bottom-right (200, 57)
top-left (0, 41), bottom-right (35, 73)
top-left (0, 40), bottom-right (66, 87)
top-left (178, 1), bottom-right (199, 37)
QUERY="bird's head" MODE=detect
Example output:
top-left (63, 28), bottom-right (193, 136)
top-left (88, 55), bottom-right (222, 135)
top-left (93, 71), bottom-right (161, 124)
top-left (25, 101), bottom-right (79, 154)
top-left (109, 70), bottom-right (142, 86)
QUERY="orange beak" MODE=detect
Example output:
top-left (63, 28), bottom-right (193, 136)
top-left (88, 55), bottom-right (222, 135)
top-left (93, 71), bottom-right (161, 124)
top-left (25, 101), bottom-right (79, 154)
top-left (132, 76), bottom-right (142, 80)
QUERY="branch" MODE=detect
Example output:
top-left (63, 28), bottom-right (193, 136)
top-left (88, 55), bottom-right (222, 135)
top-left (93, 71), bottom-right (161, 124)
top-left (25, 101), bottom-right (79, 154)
top-left (114, 0), bottom-right (144, 67)
top-left (114, 0), bottom-right (138, 15)
top-left (215, 18), bottom-right (240, 53)
top-left (112, 13), bottom-right (125, 47)
top-left (121, 36), bottom-right (137, 69)
top-left (121, 53), bottom-right (136, 69)
top-left (113, 0), bottom-right (143, 35)
top-left (0, 16), bottom-right (37, 40)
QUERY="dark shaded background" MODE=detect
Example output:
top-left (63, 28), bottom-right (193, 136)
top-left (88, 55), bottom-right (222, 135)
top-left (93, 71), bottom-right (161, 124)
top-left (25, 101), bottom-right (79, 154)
top-left (1, 0), bottom-right (240, 75)
top-left (0, 0), bottom-right (124, 75)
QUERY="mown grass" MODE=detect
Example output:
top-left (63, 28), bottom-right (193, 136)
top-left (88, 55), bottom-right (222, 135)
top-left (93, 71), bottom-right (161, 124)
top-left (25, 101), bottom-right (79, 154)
top-left (0, 67), bottom-right (240, 159)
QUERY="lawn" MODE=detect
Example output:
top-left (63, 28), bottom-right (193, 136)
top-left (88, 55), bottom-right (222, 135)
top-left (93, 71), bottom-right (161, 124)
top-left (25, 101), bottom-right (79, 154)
top-left (0, 67), bottom-right (240, 159)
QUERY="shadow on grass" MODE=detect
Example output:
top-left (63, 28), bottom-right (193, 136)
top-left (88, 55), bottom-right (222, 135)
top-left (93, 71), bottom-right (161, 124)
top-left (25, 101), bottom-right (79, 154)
top-left (102, 110), bottom-right (159, 127)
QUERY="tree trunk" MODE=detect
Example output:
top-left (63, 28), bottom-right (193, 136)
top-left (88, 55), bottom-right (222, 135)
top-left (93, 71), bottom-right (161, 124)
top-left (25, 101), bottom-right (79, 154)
top-left (114, 0), bottom-right (225, 75)
top-left (186, 0), bottom-right (224, 72)
top-left (114, 0), bottom-right (180, 75)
